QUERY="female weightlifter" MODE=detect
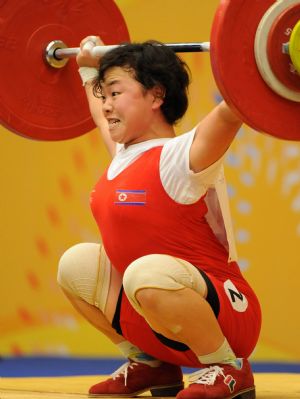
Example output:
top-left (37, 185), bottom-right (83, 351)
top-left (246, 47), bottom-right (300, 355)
top-left (57, 36), bottom-right (261, 399)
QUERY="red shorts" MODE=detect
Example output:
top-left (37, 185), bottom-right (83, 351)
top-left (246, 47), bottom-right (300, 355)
top-left (113, 268), bottom-right (261, 368)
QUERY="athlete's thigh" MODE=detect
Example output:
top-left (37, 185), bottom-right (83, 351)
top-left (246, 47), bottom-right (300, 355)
top-left (207, 273), bottom-right (261, 358)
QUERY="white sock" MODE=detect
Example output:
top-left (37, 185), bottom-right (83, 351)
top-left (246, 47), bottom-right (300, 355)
top-left (197, 338), bottom-right (242, 369)
top-left (117, 341), bottom-right (161, 367)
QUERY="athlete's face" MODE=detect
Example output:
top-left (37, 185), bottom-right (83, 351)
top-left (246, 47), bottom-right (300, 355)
top-left (100, 67), bottom-right (162, 146)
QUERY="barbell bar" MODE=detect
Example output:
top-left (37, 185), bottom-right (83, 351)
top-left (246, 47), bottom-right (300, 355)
top-left (1, 0), bottom-right (300, 142)
top-left (49, 38), bottom-right (300, 71)
top-left (46, 41), bottom-right (211, 69)
top-left (56, 42), bottom-right (211, 58)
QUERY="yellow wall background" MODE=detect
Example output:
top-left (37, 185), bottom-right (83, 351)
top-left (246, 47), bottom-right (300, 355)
top-left (1, 0), bottom-right (300, 362)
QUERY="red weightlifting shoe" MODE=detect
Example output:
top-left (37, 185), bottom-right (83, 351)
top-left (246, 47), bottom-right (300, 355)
top-left (176, 359), bottom-right (255, 399)
top-left (89, 360), bottom-right (184, 397)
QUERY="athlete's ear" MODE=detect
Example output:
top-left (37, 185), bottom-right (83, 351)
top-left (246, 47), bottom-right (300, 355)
top-left (151, 85), bottom-right (165, 109)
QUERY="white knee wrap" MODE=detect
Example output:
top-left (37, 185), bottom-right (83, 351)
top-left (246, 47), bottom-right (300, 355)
top-left (123, 254), bottom-right (207, 316)
top-left (57, 242), bottom-right (111, 313)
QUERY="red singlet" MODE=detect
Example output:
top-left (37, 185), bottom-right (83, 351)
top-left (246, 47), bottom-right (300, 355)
top-left (90, 147), bottom-right (261, 367)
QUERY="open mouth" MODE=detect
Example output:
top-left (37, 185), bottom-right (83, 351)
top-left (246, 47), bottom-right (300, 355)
top-left (108, 118), bottom-right (120, 126)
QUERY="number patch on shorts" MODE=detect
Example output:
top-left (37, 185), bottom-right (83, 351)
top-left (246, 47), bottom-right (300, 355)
top-left (224, 279), bottom-right (248, 312)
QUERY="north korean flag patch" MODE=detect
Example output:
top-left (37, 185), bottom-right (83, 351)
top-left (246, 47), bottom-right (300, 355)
top-left (115, 189), bottom-right (146, 206)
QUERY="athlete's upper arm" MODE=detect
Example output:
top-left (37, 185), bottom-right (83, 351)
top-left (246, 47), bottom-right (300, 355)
top-left (189, 101), bottom-right (242, 173)
top-left (160, 131), bottom-right (223, 204)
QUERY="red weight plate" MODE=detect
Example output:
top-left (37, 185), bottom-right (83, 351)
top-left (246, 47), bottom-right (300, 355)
top-left (0, 0), bottom-right (130, 141)
top-left (267, 4), bottom-right (300, 92)
top-left (210, 0), bottom-right (300, 141)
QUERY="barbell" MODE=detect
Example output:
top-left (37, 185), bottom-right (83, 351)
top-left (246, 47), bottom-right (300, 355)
top-left (0, 0), bottom-right (300, 141)
top-left (46, 42), bottom-right (211, 68)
